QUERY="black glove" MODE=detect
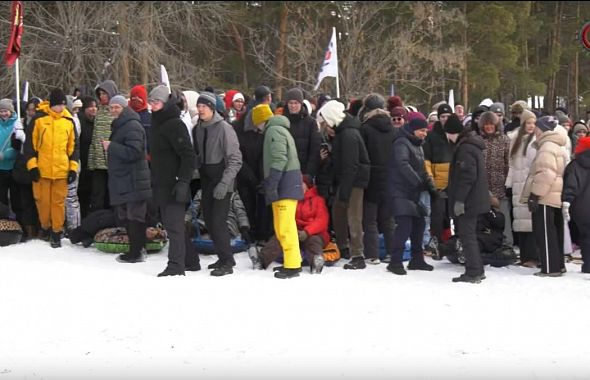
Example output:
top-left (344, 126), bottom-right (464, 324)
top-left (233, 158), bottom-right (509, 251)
top-left (67, 170), bottom-right (77, 184)
top-left (505, 187), bottom-right (513, 198)
top-left (528, 193), bottom-right (540, 213)
top-left (240, 227), bottom-right (252, 244)
top-left (172, 180), bottom-right (191, 203)
top-left (30, 167), bottom-right (40, 182)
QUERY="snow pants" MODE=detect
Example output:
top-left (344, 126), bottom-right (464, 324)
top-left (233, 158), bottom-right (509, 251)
top-left (272, 199), bottom-right (300, 269)
top-left (33, 178), bottom-right (68, 233)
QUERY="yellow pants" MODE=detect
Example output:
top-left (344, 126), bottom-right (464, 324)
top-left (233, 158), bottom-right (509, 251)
top-left (272, 199), bottom-right (301, 269)
top-left (32, 178), bottom-right (68, 233)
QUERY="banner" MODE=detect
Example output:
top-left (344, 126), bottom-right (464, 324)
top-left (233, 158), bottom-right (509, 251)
top-left (4, 1), bottom-right (23, 66)
top-left (313, 28), bottom-right (338, 91)
top-left (160, 64), bottom-right (171, 93)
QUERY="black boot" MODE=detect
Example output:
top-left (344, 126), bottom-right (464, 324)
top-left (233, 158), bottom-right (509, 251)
top-left (343, 256), bottom-right (366, 270)
top-left (407, 259), bottom-right (434, 271)
top-left (274, 267), bottom-right (301, 279)
top-left (452, 273), bottom-right (485, 283)
top-left (387, 264), bottom-right (407, 275)
top-left (340, 247), bottom-right (351, 260)
top-left (117, 220), bottom-right (146, 263)
top-left (38, 228), bottom-right (50, 241)
top-left (208, 257), bottom-right (236, 269)
top-left (157, 267), bottom-right (186, 277)
top-left (50, 230), bottom-right (62, 248)
top-left (184, 224), bottom-right (201, 271)
top-left (210, 261), bottom-right (234, 277)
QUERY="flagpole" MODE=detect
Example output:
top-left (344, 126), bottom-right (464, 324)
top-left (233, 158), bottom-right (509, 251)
top-left (15, 57), bottom-right (20, 119)
top-left (333, 27), bottom-right (340, 99)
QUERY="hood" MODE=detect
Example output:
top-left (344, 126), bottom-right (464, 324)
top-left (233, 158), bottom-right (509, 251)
top-left (183, 90), bottom-right (200, 119)
top-left (364, 112), bottom-right (393, 133)
top-left (37, 101), bottom-right (73, 120)
top-left (457, 131), bottom-right (485, 151)
top-left (199, 112), bottom-right (224, 129)
top-left (266, 115), bottom-right (290, 131)
top-left (112, 107), bottom-right (141, 129)
top-left (303, 186), bottom-right (319, 200)
top-left (224, 90), bottom-right (239, 111)
top-left (335, 114), bottom-right (360, 134)
top-left (0, 112), bottom-right (17, 128)
top-left (576, 149), bottom-right (590, 169)
top-left (535, 131), bottom-right (567, 149)
top-left (129, 85), bottom-right (148, 113)
top-left (151, 96), bottom-right (181, 125)
top-left (362, 108), bottom-right (390, 123)
top-left (95, 80), bottom-right (119, 100)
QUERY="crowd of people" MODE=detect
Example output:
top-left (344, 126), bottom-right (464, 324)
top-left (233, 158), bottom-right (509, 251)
top-left (0, 81), bottom-right (589, 282)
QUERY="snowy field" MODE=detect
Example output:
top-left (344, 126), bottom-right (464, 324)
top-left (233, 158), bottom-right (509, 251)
top-left (1, 239), bottom-right (589, 379)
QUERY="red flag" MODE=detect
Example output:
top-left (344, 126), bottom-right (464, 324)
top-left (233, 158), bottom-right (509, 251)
top-left (4, 1), bottom-right (23, 66)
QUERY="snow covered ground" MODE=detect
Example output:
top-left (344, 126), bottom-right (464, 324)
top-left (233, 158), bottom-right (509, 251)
top-left (1, 239), bottom-right (589, 379)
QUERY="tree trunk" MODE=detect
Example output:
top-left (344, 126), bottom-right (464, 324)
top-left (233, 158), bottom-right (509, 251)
top-left (275, 3), bottom-right (289, 100)
top-left (117, 7), bottom-right (130, 92)
top-left (546, 1), bottom-right (562, 111)
top-left (230, 23), bottom-right (248, 89)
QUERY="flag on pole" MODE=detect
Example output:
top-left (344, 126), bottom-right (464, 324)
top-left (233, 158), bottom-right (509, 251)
top-left (448, 89), bottom-right (455, 112)
top-left (4, 1), bottom-right (23, 66)
top-left (22, 80), bottom-right (28, 102)
top-left (314, 28), bottom-right (338, 91)
top-left (160, 64), bottom-right (171, 94)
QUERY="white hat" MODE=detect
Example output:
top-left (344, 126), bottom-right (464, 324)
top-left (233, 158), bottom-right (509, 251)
top-left (479, 98), bottom-right (494, 108)
top-left (317, 100), bottom-right (345, 128)
top-left (232, 92), bottom-right (245, 103)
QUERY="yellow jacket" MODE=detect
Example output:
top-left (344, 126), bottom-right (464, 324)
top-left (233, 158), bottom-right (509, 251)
top-left (25, 101), bottom-right (79, 179)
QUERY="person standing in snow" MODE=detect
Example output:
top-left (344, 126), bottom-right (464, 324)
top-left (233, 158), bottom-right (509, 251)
top-left (0, 99), bottom-right (21, 229)
top-left (77, 96), bottom-right (98, 219)
top-left (193, 92), bottom-right (243, 277)
top-left (64, 97), bottom-right (82, 233)
top-left (227, 92), bottom-right (246, 124)
top-left (129, 85), bottom-right (152, 154)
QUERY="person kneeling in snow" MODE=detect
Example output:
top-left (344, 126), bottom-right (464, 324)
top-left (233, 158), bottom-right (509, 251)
top-left (257, 175), bottom-right (329, 274)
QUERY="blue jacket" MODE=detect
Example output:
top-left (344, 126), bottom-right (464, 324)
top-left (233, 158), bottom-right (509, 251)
top-left (0, 113), bottom-right (18, 171)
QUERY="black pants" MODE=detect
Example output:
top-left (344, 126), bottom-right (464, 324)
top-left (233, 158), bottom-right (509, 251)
top-left (456, 214), bottom-right (484, 277)
top-left (517, 232), bottom-right (538, 263)
top-left (238, 184), bottom-right (273, 242)
top-left (78, 168), bottom-right (92, 218)
top-left (532, 205), bottom-right (564, 274)
top-left (430, 197), bottom-right (448, 241)
top-left (391, 215), bottom-right (426, 266)
top-left (578, 222), bottom-right (590, 272)
top-left (363, 200), bottom-right (395, 260)
top-left (160, 201), bottom-right (199, 271)
top-left (0, 170), bottom-right (21, 216)
top-left (90, 169), bottom-right (109, 212)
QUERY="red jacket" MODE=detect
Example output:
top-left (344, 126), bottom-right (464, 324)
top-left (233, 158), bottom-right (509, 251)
top-left (296, 186), bottom-right (330, 245)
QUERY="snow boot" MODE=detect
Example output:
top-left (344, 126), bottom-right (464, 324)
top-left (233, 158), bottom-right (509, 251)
top-left (247, 245), bottom-right (263, 270)
top-left (274, 267), bottom-right (301, 279)
top-left (452, 273), bottom-right (485, 283)
top-left (311, 254), bottom-right (325, 274)
top-left (117, 221), bottom-right (146, 263)
top-left (157, 267), bottom-right (186, 277)
top-left (386, 264), bottom-right (407, 275)
top-left (340, 247), bottom-right (351, 260)
top-left (343, 256), bottom-right (366, 270)
top-left (407, 260), bottom-right (434, 271)
top-left (210, 262), bottom-right (234, 277)
top-left (208, 257), bottom-right (236, 269)
top-left (38, 228), bottom-right (50, 242)
top-left (50, 230), bottom-right (62, 248)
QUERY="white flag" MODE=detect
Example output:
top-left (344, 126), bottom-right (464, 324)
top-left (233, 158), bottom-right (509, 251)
top-left (448, 89), bottom-right (455, 112)
top-left (160, 64), bottom-right (171, 94)
top-left (22, 80), bottom-right (28, 102)
top-left (314, 28), bottom-right (338, 91)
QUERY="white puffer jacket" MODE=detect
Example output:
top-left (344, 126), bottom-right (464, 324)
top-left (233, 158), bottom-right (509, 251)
top-left (505, 129), bottom-right (537, 232)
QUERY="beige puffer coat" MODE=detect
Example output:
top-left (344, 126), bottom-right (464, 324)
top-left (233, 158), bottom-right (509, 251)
top-left (520, 131), bottom-right (567, 208)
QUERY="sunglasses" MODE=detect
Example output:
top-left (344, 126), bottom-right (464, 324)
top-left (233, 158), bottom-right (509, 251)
top-left (392, 117), bottom-right (404, 122)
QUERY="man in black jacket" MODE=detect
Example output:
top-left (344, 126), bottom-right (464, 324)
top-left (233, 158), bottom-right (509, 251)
top-left (149, 85), bottom-right (199, 277)
top-left (77, 96), bottom-right (97, 219)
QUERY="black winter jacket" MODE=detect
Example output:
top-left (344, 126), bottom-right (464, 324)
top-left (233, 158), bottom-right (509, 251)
top-left (107, 108), bottom-right (152, 206)
top-left (448, 132), bottom-right (491, 217)
top-left (284, 107), bottom-right (321, 176)
top-left (361, 110), bottom-right (396, 203)
top-left (149, 98), bottom-right (196, 205)
top-left (77, 111), bottom-right (94, 170)
top-left (332, 114), bottom-right (370, 202)
top-left (562, 148), bottom-right (590, 224)
top-left (233, 116), bottom-right (264, 190)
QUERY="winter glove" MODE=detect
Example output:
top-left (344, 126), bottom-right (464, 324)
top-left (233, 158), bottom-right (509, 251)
top-left (298, 230), bottom-right (308, 242)
top-left (67, 170), bottom-right (77, 184)
top-left (213, 182), bottom-right (229, 200)
top-left (14, 119), bottom-right (25, 143)
top-left (527, 193), bottom-right (540, 214)
top-left (453, 201), bottom-right (465, 217)
top-left (29, 167), bottom-right (40, 182)
top-left (172, 180), bottom-right (191, 203)
top-left (562, 201), bottom-right (571, 222)
top-left (240, 226), bottom-right (252, 244)
top-left (505, 187), bottom-right (513, 199)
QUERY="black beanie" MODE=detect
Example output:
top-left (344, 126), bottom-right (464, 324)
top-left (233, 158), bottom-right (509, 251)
top-left (444, 114), bottom-right (463, 134)
top-left (363, 93), bottom-right (385, 111)
top-left (437, 103), bottom-right (453, 118)
top-left (285, 88), bottom-right (304, 104)
top-left (405, 118), bottom-right (428, 132)
top-left (80, 96), bottom-right (97, 112)
top-left (49, 88), bottom-right (67, 107)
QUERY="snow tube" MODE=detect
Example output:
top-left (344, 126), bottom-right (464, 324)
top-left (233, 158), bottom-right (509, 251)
top-left (191, 228), bottom-right (248, 255)
top-left (379, 235), bottom-right (412, 261)
top-left (0, 219), bottom-right (22, 246)
top-left (482, 246), bottom-right (517, 268)
top-left (94, 227), bottom-right (168, 253)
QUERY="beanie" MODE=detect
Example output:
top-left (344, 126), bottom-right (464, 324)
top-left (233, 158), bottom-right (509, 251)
top-left (362, 93), bottom-right (385, 111)
top-left (109, 95), bottom-right (128, 108)
top-left (196, 91), bottom-right (217, 112)
top-left (572, 122), bottom-right (589, 135)
top-left (285, 88), bottom-right (304, 104)
top-left (251, 104), bottom-right (273, 126)
top-left (472, 106), bottom-right (487, 120)
top-left (347, 99), bottom-right (363, 117)
top-left (130, 85), bottom-right (148, 112)
top-left (391, 106), bottom-right (408, 119)
top-left (317, 100), bottom-right (346, 128)
top-left (407, 111), bottom-right (426, 122)
top-left (0, 99), bottom-right (14, 113)
top-left (254, 85), bottom-right (271, 100)
top-left (437, 103), bottom-right (453, 118)
top-left (443, 114), bottom-right (463, 134)
top-left (555, 110), bottom-right (569, 125)
top-left (72, 99), bottom-right (83, 110)
top-left (232, 92), bottom-right (245, 103)
top-left (536, 116), bottom-right (558, 132)
top-left (405, 118), bottom-right (428, 132)
top-left (510, 100), bottom-right (528, 114)
top-left (490, 102), bottom-right (505, 115)
top-left (387, 96), bottom-right (403, 112)
top-left (80, 96), bottom-right (97, 112)
top-left (148, 85), bottom-right (170, 104)
top-left (49, 88), bottom-right (67, 107)
top-left (519, 110), bottom-right (536, 127)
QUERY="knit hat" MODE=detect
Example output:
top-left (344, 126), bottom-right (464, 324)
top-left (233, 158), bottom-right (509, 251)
top-left (575, 136), bottom-right (590, 155)
top-left (573, 122), bottom-right (589, 135)
top-left (285, 88), bottom-right (304, 104)
top-left (0, 99), bottom-right (14, 113)
top-left (387, 96), bottom-right (403, 112)
top-left (196, 91), bottom-right (217, 112)
top-left (254, 85), bottom-right (271, 100)
top-left (49, 88), bottom-right (67, 107)
top-left (437, 103), bottom-right (453, 118)
top-left (407, 111), bottom-right (426, 122)
top-left (317, 100), bottom-right (346, 128)
top-left (443, 114), bottom-right (463, 134)
top-left (362, 93), bottom-right (385, 111)
top-left (109, 95), bottom-right (128, 108)
top-left (478, 111), bottom-right (499, 132)
top-left (405, 118), bottom-right (428, 132)
top-left (555, 110), bottom-right (569, 125)
top-left (510, 100), bottom-right (528, 114)
top-left (251, 104), bottom-right (273, 126)
top-left (472, 106), bottom-right (487, 120)
top-left (391, 106), bottom-right (408, 119)
top-left (148, 85), bottom-right (170, 104)
top-left (130, 85), bottom-right (148, 112)
top-left (72, 99), bottom-right (83, 110)
top-left (232, 92), bottom-right (245, 103)
top-left (535, 116), bottom-right (558, 132)
top-left (519, 110), bottom-right (536, 127)
top-left (347, 99), bottom-right (363, 117)
top-left (490, 102), bottom-right (505, 115)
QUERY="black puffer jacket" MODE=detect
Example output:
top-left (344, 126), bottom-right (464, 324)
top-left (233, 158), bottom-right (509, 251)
top-left (107, 108), bottom-right (152, 206)
top-left (448, 131), bottom-right (491, 217)
top-left (284, 107), bottom-right (321, 176)
top-left (332, 114), bottom-right (370, 202)
top-left (562, 147), bottom-right (590, 223)
top-left (150, 98), bottom-right (196, 205)
top-left (387, 127), bottom-right (434, 217)
top-left (78, 111), bottom-right (94, 170)
top-left (233, 115), bottom-right (264, 190)
top-left (361, 110), bottom-right (396, 203)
